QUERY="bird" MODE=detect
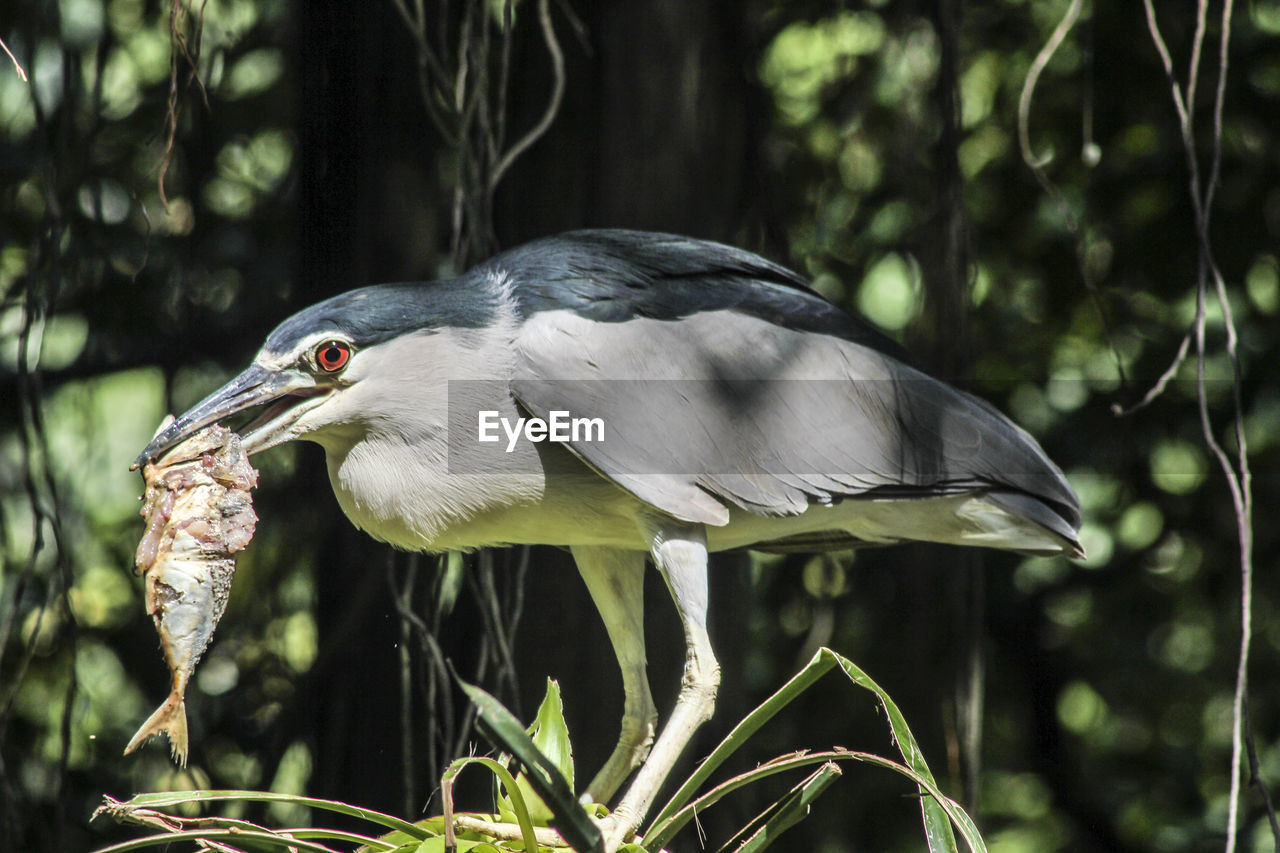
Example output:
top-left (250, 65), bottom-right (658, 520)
top-left (135, 229), bottom-right (1082, 850)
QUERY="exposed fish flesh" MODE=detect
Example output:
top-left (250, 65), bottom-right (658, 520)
top-left (125, 423), bottom-right (258, 765)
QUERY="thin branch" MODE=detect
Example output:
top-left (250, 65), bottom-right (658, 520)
top-left (489, 0), bottom-right (565, 190)
top-left (387, 0), bottom-right (418, 33)
top-left (1017, 0), bottom-right (1083, 197)
top-left (1245, 701), bottom-right (1280, 852)
top-left (448, 0), bottom-right (477, 261)
top-left (1017, 0), bottom-right (1129, 393)
top-left (390, 554), bottom-right (461, 792)
top-left (0, 36), bottom-right (27, 82)
top-left (388, 0), bottom-right (457, 142)
top-left (1210, 5), bottom-right (1254, 850)
top-left (1142, 3), bottom-right (1256, 851)
top-left (436, 0), bottom-right (453, 78)
top-left (1205, 0), bottom-right (1234, 218)
top-left (1186, 0), bottom-right (1209, 115)
top-left (468, 553), bottom-right (521, 714)
top-left (389, 554), bottom-right (420, 818)
top-left (493, 0), bottom-right (515, 164)
top-left (453, 1), bottom-right (472, 115)
top-left (1142, 1), bottom-right (1191, 131)
top-left (505, 546), bottom-right (530, 645)
top-left (1124, 0), bottom-right (1209, 409)
top-left (157, 0), bottom-right (210, 208)
top-left (1111, 324), bottom-right (1192, 416)
top-left (389, 0), bottom-right (452, 89)
top-left (1193, 258), bottom-right (1252, 853)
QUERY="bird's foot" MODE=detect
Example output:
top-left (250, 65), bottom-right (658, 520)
top-left (592, 809), bottom-right (643, 852)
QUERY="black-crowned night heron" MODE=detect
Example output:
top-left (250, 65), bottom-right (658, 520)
top-left (137, 229), bottom-right (1082, 849)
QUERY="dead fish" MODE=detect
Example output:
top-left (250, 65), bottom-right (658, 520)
top-left (124, 423), bottom-right (258, 765)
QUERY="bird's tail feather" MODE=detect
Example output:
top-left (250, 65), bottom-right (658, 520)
top-left (984, 490), bottom-right (1084, 558)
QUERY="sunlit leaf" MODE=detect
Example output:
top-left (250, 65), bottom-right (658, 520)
top-left (497, 679), bottom-right (575, 826)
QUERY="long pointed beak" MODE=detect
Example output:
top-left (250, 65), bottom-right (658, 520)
top-left (133, 364), bottom-right (327, 469)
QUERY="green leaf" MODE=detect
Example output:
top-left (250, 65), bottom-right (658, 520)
top-left (646, 748), bottom-right (973, 850)
top-left (530, 679), bottom-right (575, 790)
top-left (96, 790), bottom-right (428, 840)
top-left (89, 827), bottom-right (361, 853)
top-left (396, 834), bottom-right (496, 852)
top-left (642, 647), bottom-right (984, 853)
top-left (363, 817), bottom-right (448, 851)
top-left (723, 761), bottom-right (842, 852)
top-left (498, 679), bottom-right (575, 826)
top-left (826, 652), bottom-right (966, 853)
top-left (458, 679), bottom-right (602, 853)
top-left (442, 758), bottom-right (541, 852)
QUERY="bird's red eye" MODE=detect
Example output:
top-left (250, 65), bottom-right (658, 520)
top-left (315, 340), bottom-right (351, 373)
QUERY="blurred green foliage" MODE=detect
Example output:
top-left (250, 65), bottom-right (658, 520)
top-left (0, 0), bottom-right (1277, 852)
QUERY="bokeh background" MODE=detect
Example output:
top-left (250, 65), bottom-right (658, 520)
top-left (1, 0), bottom-right (1278, 850)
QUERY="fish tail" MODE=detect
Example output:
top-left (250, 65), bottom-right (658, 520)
top-left (123, 690), bottom-right (189, 766)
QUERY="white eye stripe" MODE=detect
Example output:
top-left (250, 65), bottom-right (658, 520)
top-left (255, 332), bottom-right (357, 372)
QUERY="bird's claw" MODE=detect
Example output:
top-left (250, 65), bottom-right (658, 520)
top-left (591, 810), bottom-right (644, 852)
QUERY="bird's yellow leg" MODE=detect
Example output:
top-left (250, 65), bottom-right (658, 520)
top-left (571, 546), bottom-right (658, 805)
top-left (600, 523), bottom-right (720, 852)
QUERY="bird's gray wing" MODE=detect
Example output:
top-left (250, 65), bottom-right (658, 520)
top-left (511, 307), bottom-right (1080, 545)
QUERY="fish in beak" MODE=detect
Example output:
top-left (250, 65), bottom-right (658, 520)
top-left (125, 424), bottom-right (258, 765)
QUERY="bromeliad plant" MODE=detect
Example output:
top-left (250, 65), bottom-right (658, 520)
top-left (94, 647), bottom-right (986, 852)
